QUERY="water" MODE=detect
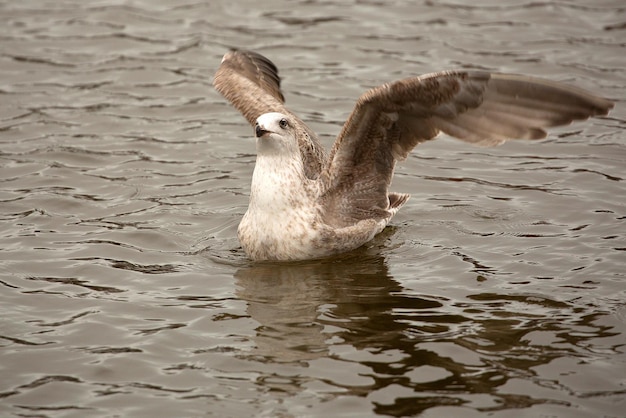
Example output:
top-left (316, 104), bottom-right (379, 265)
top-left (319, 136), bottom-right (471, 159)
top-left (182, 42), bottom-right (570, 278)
top-left (1, 0), bottom-right (624, 417)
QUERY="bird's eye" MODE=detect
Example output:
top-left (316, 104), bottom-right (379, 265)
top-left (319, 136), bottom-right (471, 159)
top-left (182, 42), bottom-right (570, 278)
top-left (279, 118), bottom-right (289, 129)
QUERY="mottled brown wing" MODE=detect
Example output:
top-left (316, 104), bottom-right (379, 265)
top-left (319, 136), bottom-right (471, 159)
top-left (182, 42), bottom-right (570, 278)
top-left (320, 71), bottom-right (613, 226)
top-left (213, 49), bottom-right (327, 178)
top-left (214, 49), bottom-right (287, 125)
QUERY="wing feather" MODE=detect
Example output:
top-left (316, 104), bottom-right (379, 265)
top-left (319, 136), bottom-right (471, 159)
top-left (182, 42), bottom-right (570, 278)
top-left (320, 71), bottom-right (613, 224)
top-left (213, 49), bottom-right (286, 124)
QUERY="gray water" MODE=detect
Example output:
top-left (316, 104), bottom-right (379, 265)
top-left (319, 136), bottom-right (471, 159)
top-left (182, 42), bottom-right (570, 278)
top-left (1, 1), bottom-right (625, 417)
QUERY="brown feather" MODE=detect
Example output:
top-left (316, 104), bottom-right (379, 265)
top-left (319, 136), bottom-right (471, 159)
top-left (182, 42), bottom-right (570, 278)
top-left (319, 71), bottom-right (613, 224)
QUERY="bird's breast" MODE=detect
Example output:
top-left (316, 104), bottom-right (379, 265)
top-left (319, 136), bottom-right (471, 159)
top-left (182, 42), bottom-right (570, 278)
top-left (239, 154), bottom-right (324, 260)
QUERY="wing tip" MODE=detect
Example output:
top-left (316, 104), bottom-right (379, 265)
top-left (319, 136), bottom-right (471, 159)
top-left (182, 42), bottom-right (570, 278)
top-left (593, 97), bottom-right (615, 117)
top-left (214, 48), bottom-right (286, 108)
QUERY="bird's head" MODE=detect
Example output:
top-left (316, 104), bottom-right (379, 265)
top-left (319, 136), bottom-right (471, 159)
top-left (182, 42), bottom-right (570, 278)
top-left (254, 112), bottom-right (300, 157)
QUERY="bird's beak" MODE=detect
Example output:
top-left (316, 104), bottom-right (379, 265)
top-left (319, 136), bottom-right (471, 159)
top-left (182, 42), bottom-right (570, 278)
top-left (255, 123), bottom-right (269, 138)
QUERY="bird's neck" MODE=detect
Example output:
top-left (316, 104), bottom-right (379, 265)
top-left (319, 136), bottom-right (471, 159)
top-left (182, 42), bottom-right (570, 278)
top-left (249, 153), bottom-right (310, 212)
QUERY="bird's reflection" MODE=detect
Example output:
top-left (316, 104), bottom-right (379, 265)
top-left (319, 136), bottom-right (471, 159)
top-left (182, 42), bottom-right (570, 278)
top-left (233, 248), bottom-right (619, 416)
top-left (234, 248), bottom-right (454, 364)
top-left (235, 250), bottom-right (397, 363)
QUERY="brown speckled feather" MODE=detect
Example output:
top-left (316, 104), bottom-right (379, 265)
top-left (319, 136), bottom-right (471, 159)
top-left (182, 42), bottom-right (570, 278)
top-left (319, 71), bottom-right (613, 226)
top-left (213, 50), bottom-right (285, 122)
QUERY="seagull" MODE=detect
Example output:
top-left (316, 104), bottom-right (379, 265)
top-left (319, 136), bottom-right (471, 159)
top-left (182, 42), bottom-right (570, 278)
top-left (213, 49), bottom-right (613, 261)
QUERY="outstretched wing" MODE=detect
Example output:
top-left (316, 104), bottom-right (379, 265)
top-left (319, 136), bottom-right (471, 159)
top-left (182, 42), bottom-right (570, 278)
top-left (320, 71), bottom-right (613, 226)
top-left (213, 49), bottom-right (326, 179)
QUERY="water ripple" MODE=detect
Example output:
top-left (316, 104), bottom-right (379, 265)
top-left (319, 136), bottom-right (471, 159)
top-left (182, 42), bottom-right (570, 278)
top-left (1, 0), bottom-right (624, 417)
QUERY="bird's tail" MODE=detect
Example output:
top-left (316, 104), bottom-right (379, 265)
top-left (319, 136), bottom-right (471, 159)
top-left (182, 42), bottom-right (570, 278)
top-left (388, 193), bottom-right (410, 217)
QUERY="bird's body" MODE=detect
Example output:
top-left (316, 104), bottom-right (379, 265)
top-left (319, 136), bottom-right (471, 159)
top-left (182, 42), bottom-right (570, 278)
top-left (213, 50), bottom-right (613, 261)
top-left (238, 112), bottom-right (389, 260)
top-left (238, 130), bottom-right (325, 260)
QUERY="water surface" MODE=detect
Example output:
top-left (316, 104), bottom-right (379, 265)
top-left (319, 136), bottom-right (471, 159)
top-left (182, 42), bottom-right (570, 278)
top-left (1, 1), bottom-right (625, 417)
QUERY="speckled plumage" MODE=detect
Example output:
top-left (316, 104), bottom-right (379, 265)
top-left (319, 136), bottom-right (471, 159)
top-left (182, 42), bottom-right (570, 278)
top-left (213, 49), bottom-right (613, 261)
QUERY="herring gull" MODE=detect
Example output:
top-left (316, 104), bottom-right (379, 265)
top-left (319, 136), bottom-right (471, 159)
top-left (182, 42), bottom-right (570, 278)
top-left (213, 49), bottom-right (613, 261)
